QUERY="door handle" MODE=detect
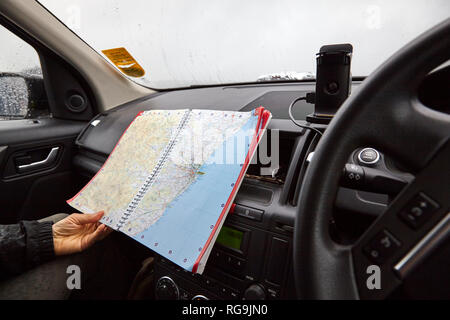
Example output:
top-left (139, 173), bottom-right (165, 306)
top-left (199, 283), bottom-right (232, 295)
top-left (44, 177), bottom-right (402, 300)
top-left (17, 147), bottom-right (60, 173)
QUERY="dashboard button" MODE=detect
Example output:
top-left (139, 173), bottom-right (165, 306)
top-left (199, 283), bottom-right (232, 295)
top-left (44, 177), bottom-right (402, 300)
top-left (202, 277), bottom-right (215, 287)
top-left (234, 204), bottom-right (264, 221)
top-left (179, 289), bottom-right (191, 300)
top-left (358, 148), bottom-right (380, 165)
top-left (232, 257), bottom-right (245, 270)
top-left (212, 284), bottom-right (231, 297)
top-left (211, 249), bottom-right (224, 265)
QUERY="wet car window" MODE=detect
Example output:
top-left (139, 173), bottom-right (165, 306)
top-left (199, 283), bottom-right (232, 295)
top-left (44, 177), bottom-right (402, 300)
top-left (0, 26), bottom-right (42, 120)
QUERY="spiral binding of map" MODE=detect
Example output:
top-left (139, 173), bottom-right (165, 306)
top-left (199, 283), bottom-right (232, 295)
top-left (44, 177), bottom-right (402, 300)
top-left (116, 109), bottom-right (193, 230)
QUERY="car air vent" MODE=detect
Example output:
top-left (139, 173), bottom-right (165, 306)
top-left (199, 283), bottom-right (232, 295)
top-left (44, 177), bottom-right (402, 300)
top-left (244, 126), bottom-right (320, 206)
top-left (234, 181), bottom-right (273, 205)
top-left (290, 133), bottom-right (320, 206)
top-left (245, 129), bottom-right (299, 185)
top-left (277, 130), bottom-right (319, 206)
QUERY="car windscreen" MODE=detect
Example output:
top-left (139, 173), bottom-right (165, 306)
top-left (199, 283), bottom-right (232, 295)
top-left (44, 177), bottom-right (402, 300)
top-left (37, 0), bottom-right (450, 89)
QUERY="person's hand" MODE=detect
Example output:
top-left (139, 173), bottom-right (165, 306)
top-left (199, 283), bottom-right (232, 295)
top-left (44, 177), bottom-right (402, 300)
top-left (52, 211), bottom-right (112, 256)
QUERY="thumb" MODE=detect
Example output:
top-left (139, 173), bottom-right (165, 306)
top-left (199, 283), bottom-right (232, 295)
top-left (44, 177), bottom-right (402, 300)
top-left (75, 211), bottom-right (104, 224)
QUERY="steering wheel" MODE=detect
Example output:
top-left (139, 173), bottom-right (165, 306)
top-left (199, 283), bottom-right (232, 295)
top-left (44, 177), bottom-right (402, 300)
top-left (294, 19), bottom-right (450, 299)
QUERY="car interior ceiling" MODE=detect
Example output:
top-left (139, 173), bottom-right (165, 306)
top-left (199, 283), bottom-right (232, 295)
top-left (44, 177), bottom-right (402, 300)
top-left (0, 9), bottom-right (449, 300)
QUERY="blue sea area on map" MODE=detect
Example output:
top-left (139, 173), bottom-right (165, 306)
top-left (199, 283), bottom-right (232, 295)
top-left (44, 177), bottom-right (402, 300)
top-left (133, 112), bottom-right (259, 271)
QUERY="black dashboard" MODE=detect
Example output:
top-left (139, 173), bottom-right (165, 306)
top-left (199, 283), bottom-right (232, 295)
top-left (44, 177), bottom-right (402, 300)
top-left (75, 82), bottom-right (319, 157)
top-left (72, 80), bottom-right (411, 300)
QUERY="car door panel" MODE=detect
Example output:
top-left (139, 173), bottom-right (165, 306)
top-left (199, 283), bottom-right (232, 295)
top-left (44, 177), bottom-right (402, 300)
top-left (0, 118), bottom-right (86, 223)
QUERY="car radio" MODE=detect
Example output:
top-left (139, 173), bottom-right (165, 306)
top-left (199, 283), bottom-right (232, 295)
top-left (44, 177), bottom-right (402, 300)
top-left (154, 180), bottom-right (298, 300)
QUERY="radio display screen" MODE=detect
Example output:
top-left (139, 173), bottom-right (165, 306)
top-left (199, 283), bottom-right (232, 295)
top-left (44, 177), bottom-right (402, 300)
top-left (216, 226), bottom-right (243, 250)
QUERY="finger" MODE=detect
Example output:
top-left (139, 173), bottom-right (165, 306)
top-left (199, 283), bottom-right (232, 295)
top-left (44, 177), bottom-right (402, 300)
top-left (79, 223), bottom-right (112, 251)
top-left (99, 224), bottom-right (113, 235)
top-left (99, 226), bottom-right (113, 240)
top-left (104, 226), bottom-right (113, 235)
top-left (75, 211), bottom-right (105, 225)
top-left (91, 224), bottom-right (113, 242)
top-left (80, 224), bottom-right (106, 250)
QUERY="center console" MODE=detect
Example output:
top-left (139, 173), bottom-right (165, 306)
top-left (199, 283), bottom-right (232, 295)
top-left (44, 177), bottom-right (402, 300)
top-left (154, 179), bottom-right (298, 300)
top-left (154, 128), bottom-right (311, 300)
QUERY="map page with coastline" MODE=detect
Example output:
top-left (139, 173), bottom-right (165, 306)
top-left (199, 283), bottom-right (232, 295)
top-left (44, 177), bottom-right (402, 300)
top-left (68, 108), bottom-right (271, 273)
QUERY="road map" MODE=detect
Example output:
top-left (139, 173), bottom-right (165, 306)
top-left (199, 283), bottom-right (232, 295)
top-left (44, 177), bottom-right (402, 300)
top-left (68, 108), bottom-right (267, 273)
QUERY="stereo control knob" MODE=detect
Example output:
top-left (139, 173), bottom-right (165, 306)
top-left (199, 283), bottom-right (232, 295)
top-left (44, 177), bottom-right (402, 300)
top-left (155, 276), bottom-right (179, 300)
top-left (243, 284), bottom-right (266, 300)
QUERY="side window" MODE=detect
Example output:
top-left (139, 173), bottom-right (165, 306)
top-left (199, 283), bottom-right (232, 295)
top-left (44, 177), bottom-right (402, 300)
top-left (0, 25), bottom-right (48, 120)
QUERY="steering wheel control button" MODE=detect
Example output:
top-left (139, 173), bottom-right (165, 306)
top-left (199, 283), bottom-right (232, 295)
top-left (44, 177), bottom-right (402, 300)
top-left (358, 148), bottom-right (380, 165)
top-left (398, 193), bottom-right (440, 229)
top-left (342, 163), bottom-right (364, 187)
top-left (363, 229), bottom-right (401, 264)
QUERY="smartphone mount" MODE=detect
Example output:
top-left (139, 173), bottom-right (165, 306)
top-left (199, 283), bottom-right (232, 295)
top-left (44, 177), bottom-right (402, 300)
top-left (306, 43), bottom-right (353, 124)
